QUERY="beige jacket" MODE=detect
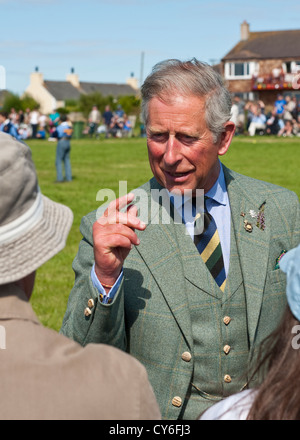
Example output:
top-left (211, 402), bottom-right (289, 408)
top-left (0, 284), bottom-right (161, 420)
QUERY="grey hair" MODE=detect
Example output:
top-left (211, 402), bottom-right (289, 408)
top-left (141, 58), bottom-right (232, 143)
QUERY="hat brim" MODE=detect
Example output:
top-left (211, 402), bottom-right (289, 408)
top-left (0, 195), bottom-right (73, 285)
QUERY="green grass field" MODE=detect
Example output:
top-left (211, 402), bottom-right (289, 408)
top-left (27, 135), bottom-right (300, 331)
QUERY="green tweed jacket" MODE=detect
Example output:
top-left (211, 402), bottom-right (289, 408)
top-left (61, 164), bottom-right (300, 419)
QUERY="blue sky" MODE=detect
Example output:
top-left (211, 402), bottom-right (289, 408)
top-left (1, 0), bottom-right (300, 95)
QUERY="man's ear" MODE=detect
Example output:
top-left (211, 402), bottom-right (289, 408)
top-left (218, 121), bottom-right (235, 156)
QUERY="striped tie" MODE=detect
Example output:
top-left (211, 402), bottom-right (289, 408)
top-left (194, 198), bottom-right (226, 292)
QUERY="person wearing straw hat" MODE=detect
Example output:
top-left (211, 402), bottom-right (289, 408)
top-left (0, 132), bottom-right (160, 420)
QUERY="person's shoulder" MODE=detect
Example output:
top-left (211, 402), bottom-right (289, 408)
top-left (44, 323), bottom-right (148, 375)
top-left (224, 165), bottom-right (299, 200)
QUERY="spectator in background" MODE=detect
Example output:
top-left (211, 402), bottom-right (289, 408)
top-left (48, 109), bottom-right (60, 136)
top-left (0, 111), bottom-right (20, 139)
top-left (109, 114), bottom-right (124, 138)
top-left (18, 110), bottom-right (25, 125)
top-left (9, 108), bottom-right (18, 125)
top-left (283, 95), bottom-right (296, 123)
top-left (29, 107), bottom-right (40, 139)
top-left (230, 96), bottom-right (245, 135)
top-left (38, 113), bottom-right (48, 134)
top-left (266, 107), bottom-right (280, 135)
top-left (88, 105), bottom-right (101, 137)
top-left (36, 126), bottom-right (46, 139)
top-left (24, 108), bottom-right (31, 125)
top-left (122, 114), bottom-right (133, 137)
top-left (247, 101), bottom-right (266, 136)
top-left (115, 104), bottom-right (124, 118)
top-left (102, 105), bottom-right (113, 138)
top-left (277, 120), bottom-right (295, 137)
top-left (293, 115), bottom-right (300, 137)
top-left (274, 94), bottom-right (286, 116)
top-left (52, 115), bottom-right (73, 182)
top-left (291, 96), bottom-right (299, 120)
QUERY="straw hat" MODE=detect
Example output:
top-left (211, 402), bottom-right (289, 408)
top-left (0, 133), bottom-right (73, 284)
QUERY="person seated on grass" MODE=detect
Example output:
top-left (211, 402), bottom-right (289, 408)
top-left (277, 119), bottom-right (295, 137)
top-left (0, 132), bottom-right (160, 420)
top-left (265, 107), bottom-right (280, 135)
top-left (200, 243), bottom-right (300, 420)
top-left (247, 102), bottom-right (267, 136)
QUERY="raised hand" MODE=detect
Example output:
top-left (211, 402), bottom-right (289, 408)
top-left (93, 193), bottom-right (146, 289)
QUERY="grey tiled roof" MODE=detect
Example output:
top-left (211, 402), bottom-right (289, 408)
top-left (79, 82), bottom-right (137, 96)
top-left (44, 81), bottom-right (82, 100)
top-left (222, 29), bottom-right (300, 60)
top-left (43, 80), bottom-right (137, 100)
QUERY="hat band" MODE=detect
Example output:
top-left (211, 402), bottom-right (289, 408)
top-left (0, 191), bottom-right (43, 245)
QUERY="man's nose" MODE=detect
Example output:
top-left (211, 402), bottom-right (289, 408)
top-left (163, 135), bottom-right (182, 166)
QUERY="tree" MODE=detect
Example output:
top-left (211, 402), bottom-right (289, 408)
top-left (2, 92), bottom-right (39, 113)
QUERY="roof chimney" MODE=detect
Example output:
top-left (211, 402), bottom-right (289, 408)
top-left (241, 20), bottom-right (250, 41)
top-left (66, 68), bottom-right (80, 88)
top-left (126, 74), bottom-right (139, 91)
top-left (30, 69), bottom-right (43, 86)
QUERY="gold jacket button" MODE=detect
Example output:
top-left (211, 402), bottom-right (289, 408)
top-left (223, 345), bottom-right (231, 355)
top-left (223, 316), bottom-right (231, 325)
top-left (172, 396), bottom-right (182, 407)
top-left (87, 298), bottom-right (94, 308)
top-left (181, 352), bottom-right (192, 362)
top-left (84, 307), bottom-right (92, 317)
top-left (224, 374), bottom-right (232, 383)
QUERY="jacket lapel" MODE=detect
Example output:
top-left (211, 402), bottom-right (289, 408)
top-left (134, 179), bottom-right (194, 348)
top-left (224, 166), bottom-right (270, 347)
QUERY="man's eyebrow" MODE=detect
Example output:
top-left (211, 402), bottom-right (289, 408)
top-left (147, 127), bottom-right (167, 134)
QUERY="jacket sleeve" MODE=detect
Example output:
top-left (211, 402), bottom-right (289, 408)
top-left (60, 213), bottom-right (127, 350)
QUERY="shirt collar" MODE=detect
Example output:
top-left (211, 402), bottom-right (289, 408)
top-left (205, 162), bottom-right (227, 207)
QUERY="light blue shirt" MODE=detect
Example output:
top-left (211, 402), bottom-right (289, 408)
top-left (91, 163), bottom-right (231, 301)
top-left (170, 163), bottom-right (231, 275)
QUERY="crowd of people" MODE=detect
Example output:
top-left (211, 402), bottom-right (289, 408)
top-left (230, 93), bottom-right (300, 137)
top-left (0, 107), bottom-right (63, 140)
top-left (85, 104), bottom-right (134, 138)
top-left (0, 105), bottom-right (135, 141)
top-left (2, 94), bottom-right (300, 141)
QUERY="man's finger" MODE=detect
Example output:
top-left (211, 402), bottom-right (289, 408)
top-left (97, 211), bottom-right (146, 230)
top-left (104, 193), bottom-right (135, 216)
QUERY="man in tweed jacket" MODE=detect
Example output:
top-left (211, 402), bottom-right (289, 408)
top-left (61, 59), bottom-right (300, 419)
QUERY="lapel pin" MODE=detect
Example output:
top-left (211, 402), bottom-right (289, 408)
top-left (256, 202), bottom-right (266, 231)
top-left (244, 220), bottom-right (253, 232)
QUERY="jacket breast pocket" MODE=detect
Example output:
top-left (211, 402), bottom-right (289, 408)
top-left (267, 269), bottom-right (287, 287)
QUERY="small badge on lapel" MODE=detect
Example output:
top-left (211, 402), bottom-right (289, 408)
top-left (243, 220), bottom-right (253, 233)
top-left (256, 202), bottom-right (266, 231)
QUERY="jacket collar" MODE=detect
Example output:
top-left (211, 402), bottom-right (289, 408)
top-left (0, 283), bottom-right (40, 324)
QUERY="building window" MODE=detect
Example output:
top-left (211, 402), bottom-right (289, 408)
top-left (291, 61), bottom-right (300, 73)
top-left (225, 61), bottom-right (257, 79)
